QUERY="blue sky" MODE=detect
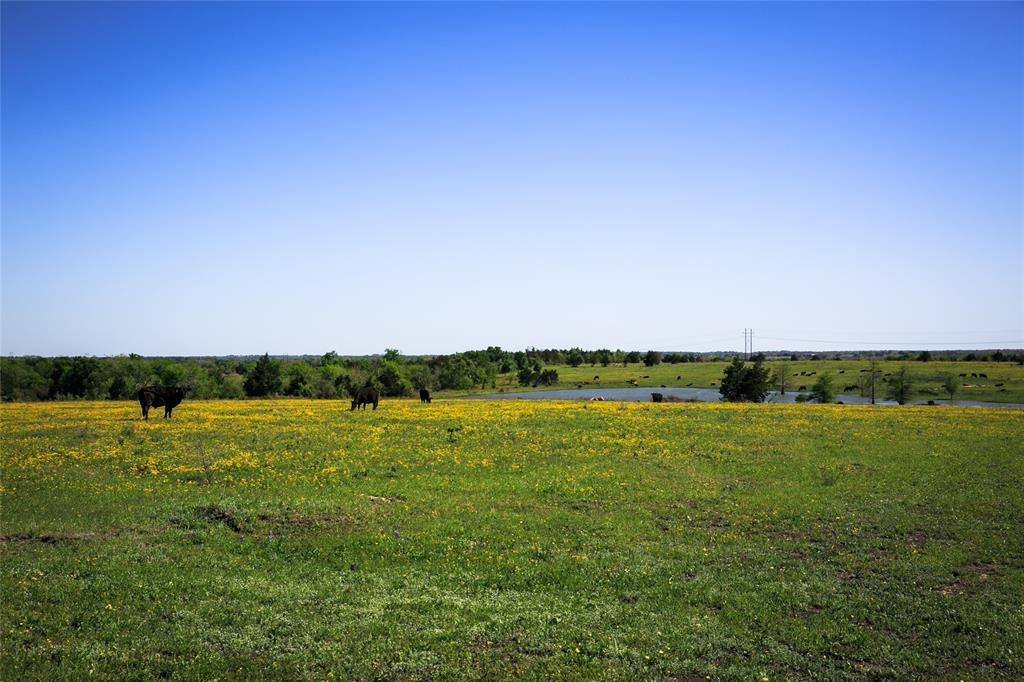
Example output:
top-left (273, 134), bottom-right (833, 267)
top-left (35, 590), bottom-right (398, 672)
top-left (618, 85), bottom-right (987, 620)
top-left (2, 2), bottom-right (1022, 356)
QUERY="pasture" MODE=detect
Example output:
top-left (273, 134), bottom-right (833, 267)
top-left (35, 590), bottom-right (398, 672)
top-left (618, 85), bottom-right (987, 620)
top-left (466, 360), bottom-right (1024, 404)
top-left (2, 399), bottom-right (1023, 680)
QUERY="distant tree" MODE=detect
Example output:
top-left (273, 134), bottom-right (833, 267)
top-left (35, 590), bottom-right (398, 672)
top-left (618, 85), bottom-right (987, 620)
top-left (790, 354), bottom-right (799, 361)
top-left (321, 350), bottom-right (341, 366)
top-left (377, 359), bottom-right (412, 397)
top-left (918, 350), bottom-right (932, 362)
top-left (810, 374), bottom-right (835, 403)
top-left (409, 365), bottom-right (434, 391)
top-left (941, 374), bottom-right (959, 404)
top-left (624, 351), bottom-right (641, 366)
top-left (220, 372), bottom-right (246, 399)
top-left (244, 353), bottom-right (282, 397)
top-left (886, 366), bottom-right (914, 405)
top-left (537, 369), bottom-right (559, 386)
top-left (992, 350), bottom-right (1006, 362)
top-left (773, 364), bottom-right (792, 395)
top-left (517, 367), bottom-right (535, 387)
top-left (567, 348), bottom-right (585, 367)
top-left (643, 350), bottom-right (663, 367)
top-left (719, 356), bottom-right (770, 402)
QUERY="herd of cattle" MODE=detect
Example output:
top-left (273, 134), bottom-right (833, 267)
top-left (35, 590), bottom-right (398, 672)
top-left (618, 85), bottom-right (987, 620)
top-left (136, 385), bottom-right (433, 418)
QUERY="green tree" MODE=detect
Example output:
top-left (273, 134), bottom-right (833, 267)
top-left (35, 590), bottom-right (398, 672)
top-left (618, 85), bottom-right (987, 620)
top-left (643, 350), bottom-right (663, 367)
top-left (719, 357), bottom-right (771, 402)
top-left (567, 348), bottom-right (585, 367)
top-left (886, 366), bottom-right (914, 405)
top-left (244, 353), bottom-right (282, 397)
top-left (941, 374), bottom-right (959, 404)
top-left (377, 359), bottom-right (412, 397)
top-left (810, 374), bottom-right (835, 403)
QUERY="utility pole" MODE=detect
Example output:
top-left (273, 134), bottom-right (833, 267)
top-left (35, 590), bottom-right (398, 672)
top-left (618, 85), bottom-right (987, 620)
top-left (742, 328), bottom-right (753, 359)
top-left (743, 329), bottom-right (748, 358)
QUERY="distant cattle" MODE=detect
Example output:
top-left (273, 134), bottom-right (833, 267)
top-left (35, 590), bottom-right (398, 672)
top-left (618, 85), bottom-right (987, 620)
top-left (971, 373), bottom-right (977, 378)
top-left (593, 375), bottom-right (600, 380)
top-left (959, 373), bottom-right (966, 377)
top-left (419, 388), bottom-right (431, 403)
top-left (138, 386), bottom-right (188, 420)
top-left (642, 375), bottom-right (650, 379)
top-left (676, 375), bottom-right (681, 380)
top-left (351, 386), bottom-right (380, 411)
top-left (798, 385), bottom-right (807, 391)
top-left (979, 373), bottom-right (988, 379)
top-left (589, 396), bottom-right (604, 401)
top-left (995, 383), bottom-right (1004, 387)
top-left (686, 382), bottom-right (693, 387)
top-left (844, 385), bottom-right (856, 392)
top-left (651, 393), bottom-right (664, 403)
top-left (839, 370), bottom-right (845, 374)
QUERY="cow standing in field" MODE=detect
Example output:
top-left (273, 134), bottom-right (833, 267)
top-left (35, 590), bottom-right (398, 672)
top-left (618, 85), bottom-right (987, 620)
top-left (351, 386), bottom-right (380, 411)
top-left (419, 388), bottom-right (432, 403)
top-left (138, 386), bottom-right (188, 420)
top-left (651, 392), bottom-right (664, 403)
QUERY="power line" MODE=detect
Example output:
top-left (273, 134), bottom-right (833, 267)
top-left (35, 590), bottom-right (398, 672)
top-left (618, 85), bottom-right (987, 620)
top-left (757, 335), bottom-right (1024, 347)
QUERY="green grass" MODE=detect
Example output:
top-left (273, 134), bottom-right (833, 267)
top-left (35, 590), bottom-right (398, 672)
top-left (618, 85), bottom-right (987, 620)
top-left (449, 360), bottom-right (1024, 404)
top-left (2, 399), bottom-right (1023, 680)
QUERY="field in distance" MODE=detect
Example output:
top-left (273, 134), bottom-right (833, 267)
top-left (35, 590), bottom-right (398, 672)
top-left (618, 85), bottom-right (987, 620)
top-left (2, 399), bottom-right (1022, 680)
top-left (451, 360), bottom-right (1024, 404)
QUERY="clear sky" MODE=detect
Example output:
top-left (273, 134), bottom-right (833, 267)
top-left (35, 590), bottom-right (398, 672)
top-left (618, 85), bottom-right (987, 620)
top-left (2, 1), bottom-right (1022, 356)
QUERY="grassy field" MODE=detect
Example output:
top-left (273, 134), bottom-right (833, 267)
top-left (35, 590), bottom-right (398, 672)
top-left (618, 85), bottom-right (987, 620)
top-left (2, 399), bottom-right (1023, 680)
top-left (458, 360), bottom-right (1024, 404)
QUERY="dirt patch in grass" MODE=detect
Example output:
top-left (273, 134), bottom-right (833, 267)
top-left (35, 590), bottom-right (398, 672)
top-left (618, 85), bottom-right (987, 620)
top-left (199, 504), bottom-right (245, 533)
top-left (940, 562), bottom-right (999, 596)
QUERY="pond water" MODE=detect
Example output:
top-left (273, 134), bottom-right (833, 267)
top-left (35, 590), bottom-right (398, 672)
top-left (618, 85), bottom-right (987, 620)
top-left (462, 387), bottom-right (1024, 409)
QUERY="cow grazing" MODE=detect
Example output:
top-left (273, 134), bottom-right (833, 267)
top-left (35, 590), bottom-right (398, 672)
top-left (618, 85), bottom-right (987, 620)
top-left (651, 393), bottom-right (664, 403)
top-left (676, 375), bottom-right (681, 380)
top-left (798, 385), bottom-right (807, 391)
top-left (419, 388), bottom-right (431, 403)
top-left (593, 375), bottom-right (600, 380)
top-left (351, 386), bottom-right (380, 411)
top-left (979, 373), bottom-right (988, 379)
top-left (995, 383), bottom-right (1004, 387)
top-left (138, 386), bottom-right (188, 420)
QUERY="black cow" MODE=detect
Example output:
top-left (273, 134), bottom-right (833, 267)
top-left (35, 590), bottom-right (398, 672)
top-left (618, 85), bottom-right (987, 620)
top-left (351, 386), bottom-right (380, 411)
top-left (138, 386), bottom-right (188, 420)
top-left (419, 388), bottom-right (431, 403)
top-left (651, 392), bottom-right (664, 403)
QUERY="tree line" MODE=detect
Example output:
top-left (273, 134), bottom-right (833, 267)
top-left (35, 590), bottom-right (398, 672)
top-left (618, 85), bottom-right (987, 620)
top-left (0, 348), bottom-right (554, 402)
